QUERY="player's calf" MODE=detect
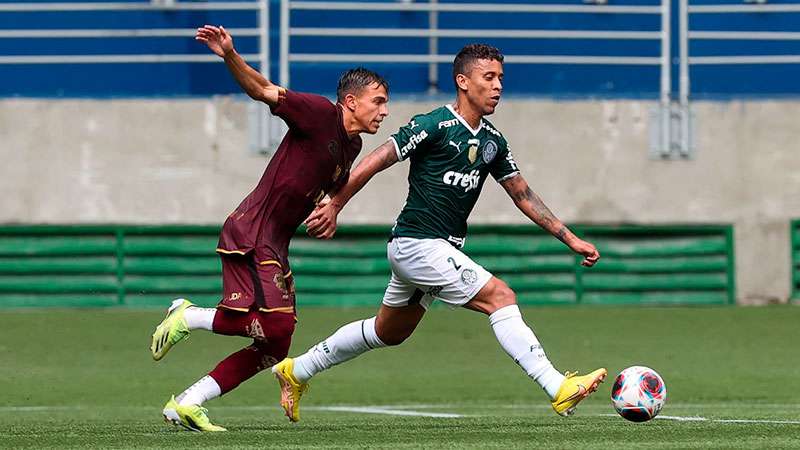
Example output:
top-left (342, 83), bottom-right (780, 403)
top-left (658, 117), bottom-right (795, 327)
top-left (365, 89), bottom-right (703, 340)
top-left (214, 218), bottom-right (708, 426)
top-left (375, 303), bottom-right (426, 345)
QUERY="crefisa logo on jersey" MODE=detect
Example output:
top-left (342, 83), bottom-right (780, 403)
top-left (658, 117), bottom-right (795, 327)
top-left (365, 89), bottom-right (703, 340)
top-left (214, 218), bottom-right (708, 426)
top-left (482, 140), bottom-right (498, 164)
top-left (400, 130), bottom-right (429, 158)
top-left (443, 169), bottom-right (480, 193)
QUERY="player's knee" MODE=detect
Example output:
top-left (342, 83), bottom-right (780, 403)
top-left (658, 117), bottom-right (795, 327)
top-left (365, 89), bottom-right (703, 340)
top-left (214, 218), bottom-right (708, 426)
top-left (252, 314), bottom-right (294, 363)
top-left (254, 337), bottom-right (291, 363)
top-left (466, 278), bottom-right (517, 315)
top-left (376, 330), bottom-right (409, 346)
top-left (270, 340), bottom-right (291, 361)
top-left (494, 281), bottom-right (517, 307)
top-left (483, 279), bottom-right (517, 313)
top-left (261, 312), bottom-right (296, 342)
top-left (277, 322), bottom-right (296, 343)
top-left (375, 324), bottom-right (412, 346)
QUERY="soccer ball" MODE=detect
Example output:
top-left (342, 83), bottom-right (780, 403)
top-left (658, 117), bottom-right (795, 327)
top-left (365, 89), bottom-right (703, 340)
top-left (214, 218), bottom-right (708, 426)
top-left (611, 366), bottom-right (667, 422)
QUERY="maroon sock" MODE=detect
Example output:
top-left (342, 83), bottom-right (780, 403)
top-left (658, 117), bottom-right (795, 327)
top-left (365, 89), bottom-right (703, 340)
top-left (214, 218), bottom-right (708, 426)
top-left (208, 345), bottom-right (267, 394)
top-left (208, 311), bottom-right (295, 394)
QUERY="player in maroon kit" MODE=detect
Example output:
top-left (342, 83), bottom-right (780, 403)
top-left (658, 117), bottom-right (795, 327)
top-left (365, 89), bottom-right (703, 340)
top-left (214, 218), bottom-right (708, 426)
top-left (149, 25), bottom-right (389, 432)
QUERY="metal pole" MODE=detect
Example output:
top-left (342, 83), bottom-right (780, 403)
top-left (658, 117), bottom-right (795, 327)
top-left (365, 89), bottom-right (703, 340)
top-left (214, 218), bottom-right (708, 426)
top-left (257, 0), bottom-right (270, 152)
top-left (679, 0), bottom-right (691, 156)
top-left (280, 0), bottom-right (289, 87)
top-left (259, 0), bottom-right (269, 78)
top-left (428, 0), bottom-right (438, 94)
top-left (659, 0), bottom-right (671, 156)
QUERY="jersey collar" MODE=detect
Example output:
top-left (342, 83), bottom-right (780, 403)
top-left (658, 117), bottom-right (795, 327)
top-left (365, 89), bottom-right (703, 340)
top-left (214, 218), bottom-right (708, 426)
top-left (445, 104), bottom-right (483, 137)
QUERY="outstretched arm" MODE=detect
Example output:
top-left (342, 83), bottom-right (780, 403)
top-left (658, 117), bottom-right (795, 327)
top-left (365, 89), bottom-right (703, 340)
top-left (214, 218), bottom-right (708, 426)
top-left (195, 25), bottom-right (282, 106)
top-left (305, 140), bottom-right (400, 239)
top-left (500, 174), bottom-right (600, 267)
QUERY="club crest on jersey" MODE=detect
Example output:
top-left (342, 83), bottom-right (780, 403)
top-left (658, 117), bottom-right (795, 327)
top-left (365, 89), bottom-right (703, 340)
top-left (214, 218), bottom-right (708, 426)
top-left (332, 165), bottom-right (342, 182)
top-left (467, 139), bottom-right (480, 164)
top-left (482, 140), bottom-right (498, 164)
top-left (327, 140), bottom-right (339, 156)
top-left (461, 269), bottom-right (478, 285)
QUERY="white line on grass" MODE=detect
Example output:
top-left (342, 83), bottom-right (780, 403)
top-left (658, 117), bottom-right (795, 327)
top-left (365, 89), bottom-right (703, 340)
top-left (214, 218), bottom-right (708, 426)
top-left (600, 414), bottom-right (800, 425)
top-left (657, 415), bottom-right (800, 425)
top-left (655, 415), bottom-right (707, 422)
top-left (292, 402), bottom-right (800, 410)
top-left (306, 406), bottom-right (462, 418)
top-left (0, 404), bottom-right (463, 418)
top-left (3, 405), bottom-right (799, 424)
top-left (0, 406), bottom-right (86, 412)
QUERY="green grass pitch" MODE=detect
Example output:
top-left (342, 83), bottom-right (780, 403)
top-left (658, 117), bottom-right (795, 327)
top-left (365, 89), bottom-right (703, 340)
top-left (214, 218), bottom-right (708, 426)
top-left (2, 305), bottom-right (799, 449)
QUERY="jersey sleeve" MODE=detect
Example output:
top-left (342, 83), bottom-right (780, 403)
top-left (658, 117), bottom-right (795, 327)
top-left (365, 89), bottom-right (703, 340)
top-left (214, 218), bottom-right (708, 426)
top-left (389, 114), bottom-right (439, 161)
top-left (269, 89), bottom-right (334, 133)
top-left (489, 141), bottom-right (521, 182)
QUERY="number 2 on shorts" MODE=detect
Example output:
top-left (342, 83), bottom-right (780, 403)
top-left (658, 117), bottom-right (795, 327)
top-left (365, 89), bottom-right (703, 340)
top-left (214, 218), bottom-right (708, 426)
top-left (447, 256), bottom-right (462, 271)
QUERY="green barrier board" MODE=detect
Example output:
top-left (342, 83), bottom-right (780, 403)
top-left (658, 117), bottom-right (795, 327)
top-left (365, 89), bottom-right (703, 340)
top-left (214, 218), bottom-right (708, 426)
top-left (792, 219), bottom-right (800, 302)
top-left (0, 224), bottom-right (735, 307)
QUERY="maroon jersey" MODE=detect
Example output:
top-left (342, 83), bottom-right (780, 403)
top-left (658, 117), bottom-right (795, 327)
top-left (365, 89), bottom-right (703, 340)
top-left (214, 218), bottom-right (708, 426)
top-left (217, 89), bottom-right (362, 264)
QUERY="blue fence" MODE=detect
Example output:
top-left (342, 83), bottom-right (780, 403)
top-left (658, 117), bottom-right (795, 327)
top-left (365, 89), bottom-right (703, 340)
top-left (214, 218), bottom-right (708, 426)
top-left (1, 0), bottom-right (799, 98)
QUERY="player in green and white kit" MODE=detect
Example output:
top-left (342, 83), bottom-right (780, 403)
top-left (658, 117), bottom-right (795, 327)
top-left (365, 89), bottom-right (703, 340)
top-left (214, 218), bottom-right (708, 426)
top-left (272, 44), bottom-right (606, 422)
top-left (391, 103), bottom-right (518, 248)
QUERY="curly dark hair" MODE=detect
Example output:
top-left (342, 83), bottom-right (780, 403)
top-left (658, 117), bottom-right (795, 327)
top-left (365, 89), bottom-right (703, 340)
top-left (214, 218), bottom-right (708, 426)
top-left (336, 67), bottom-right (389, 103)
top-left (452, 44), bottom-right (504, 87)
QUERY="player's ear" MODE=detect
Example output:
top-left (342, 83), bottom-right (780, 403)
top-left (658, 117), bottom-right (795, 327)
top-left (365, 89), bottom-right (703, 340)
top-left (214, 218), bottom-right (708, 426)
top-left (343, 93), bottom-right (358, 112)
top-left (455, 73), bottom-right (469, 92)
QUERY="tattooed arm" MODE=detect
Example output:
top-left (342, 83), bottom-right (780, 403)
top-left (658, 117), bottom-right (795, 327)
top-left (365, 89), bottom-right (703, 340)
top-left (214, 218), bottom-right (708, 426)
top-left (500, 174), bottom-right (600, 267)
top-left (305, 140), bottom-right (399, 239)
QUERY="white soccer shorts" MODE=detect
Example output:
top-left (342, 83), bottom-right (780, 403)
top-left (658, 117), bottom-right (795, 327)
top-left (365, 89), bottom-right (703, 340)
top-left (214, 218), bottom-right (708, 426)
top-left (382, 237), bottom-right (493, 309)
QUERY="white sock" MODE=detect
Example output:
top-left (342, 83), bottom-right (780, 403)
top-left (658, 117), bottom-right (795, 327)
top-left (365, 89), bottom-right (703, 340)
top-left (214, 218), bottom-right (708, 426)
top-left (183, 306), bottom-right (216, 331)
top-left (489, 305), bottom-right (565, 399)
top-left (292, 317), bottom-right (386, 383)
top-left (176, 375), bottom-right (222, 406)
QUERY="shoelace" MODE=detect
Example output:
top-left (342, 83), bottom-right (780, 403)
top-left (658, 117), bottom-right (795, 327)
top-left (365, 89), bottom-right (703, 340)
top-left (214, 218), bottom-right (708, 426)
top-left (189, 406), bottom-right (211, 424)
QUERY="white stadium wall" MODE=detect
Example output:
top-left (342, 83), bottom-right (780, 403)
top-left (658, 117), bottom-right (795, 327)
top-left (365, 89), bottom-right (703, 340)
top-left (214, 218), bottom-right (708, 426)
top-left (1, 98), bottom-right (798, 303)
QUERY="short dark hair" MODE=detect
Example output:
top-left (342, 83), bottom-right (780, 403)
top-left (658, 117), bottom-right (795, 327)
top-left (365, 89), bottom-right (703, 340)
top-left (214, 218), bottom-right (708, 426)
top-left (336, 67), bottom-right (389, 103)
top-left (452, 44), bottom-right (504, 87)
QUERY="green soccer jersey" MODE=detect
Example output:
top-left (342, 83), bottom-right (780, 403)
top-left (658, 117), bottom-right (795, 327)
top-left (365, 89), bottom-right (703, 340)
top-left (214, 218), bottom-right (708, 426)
top-left (389, 104), bottom-right (520, 247)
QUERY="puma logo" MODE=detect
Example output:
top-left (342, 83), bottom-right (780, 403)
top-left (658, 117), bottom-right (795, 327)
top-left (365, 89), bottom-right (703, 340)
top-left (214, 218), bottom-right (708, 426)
top-left (448, 140), bottom-right (462, 152)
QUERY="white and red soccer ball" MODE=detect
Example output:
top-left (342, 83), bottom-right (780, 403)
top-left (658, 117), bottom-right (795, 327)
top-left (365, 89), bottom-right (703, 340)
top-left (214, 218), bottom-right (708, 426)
top-left (611, 366), bottom-right (667, 422)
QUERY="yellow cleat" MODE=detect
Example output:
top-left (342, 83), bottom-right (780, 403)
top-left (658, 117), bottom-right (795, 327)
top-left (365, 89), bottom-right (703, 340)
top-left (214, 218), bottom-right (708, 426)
top-left (272, 358), bottom-right (308, 422)
top-left (551, 368), bottom-right (607, 417)
top-left (162, 395), bottom-right (227, 432)
top-left (151, 299), bottom-right (193, 361)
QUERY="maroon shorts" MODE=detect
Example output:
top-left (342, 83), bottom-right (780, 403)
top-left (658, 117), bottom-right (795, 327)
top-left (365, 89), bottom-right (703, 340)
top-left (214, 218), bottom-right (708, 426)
top-left (217, 252), bottom-right (296, 315)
